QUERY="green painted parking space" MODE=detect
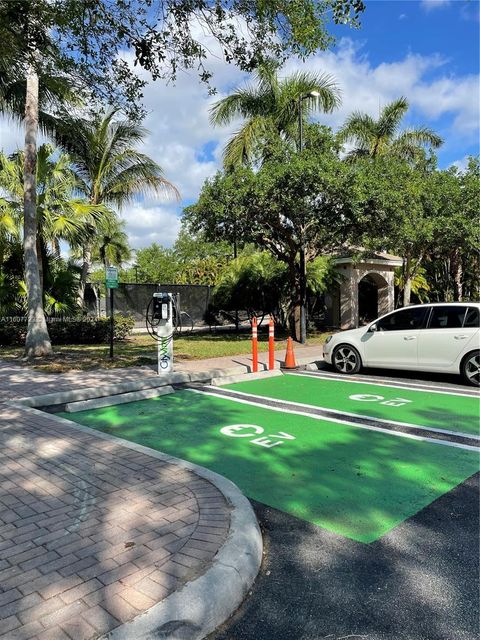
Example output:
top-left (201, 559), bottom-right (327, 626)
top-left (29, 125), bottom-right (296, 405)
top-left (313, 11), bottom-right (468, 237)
top-left (60, 389), bottom-right (479, 543)
top-left (224, 373), bottom-right (480, 437)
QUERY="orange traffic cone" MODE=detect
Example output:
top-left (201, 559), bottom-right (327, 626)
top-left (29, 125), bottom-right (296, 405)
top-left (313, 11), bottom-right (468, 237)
top-left (283, 337), bottom-right (297, 369)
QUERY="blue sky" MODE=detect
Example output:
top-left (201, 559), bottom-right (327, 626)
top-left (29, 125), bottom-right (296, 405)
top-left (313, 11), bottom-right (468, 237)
top-left (0, 0), bottom-right (478, 248)
top-left (326, 0), bottom-right (480, 166)
top-left (334, 1), bottom-right (479, 75)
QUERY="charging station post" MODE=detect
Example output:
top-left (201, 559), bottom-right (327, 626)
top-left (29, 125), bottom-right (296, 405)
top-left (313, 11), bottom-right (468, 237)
top-left (146, 292), bottom-right (175, 374)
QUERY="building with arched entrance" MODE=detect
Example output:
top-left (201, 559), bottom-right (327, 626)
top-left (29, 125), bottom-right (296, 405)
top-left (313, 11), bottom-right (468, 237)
top-left (323, 253), bottom-right (403, 329)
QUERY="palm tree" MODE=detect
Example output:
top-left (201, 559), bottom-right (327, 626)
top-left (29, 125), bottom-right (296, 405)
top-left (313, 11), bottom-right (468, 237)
top-left (55, 109), bottom-right (179, 303)
top-left (0, 13), bottom-right (77, 356)
top-left (338, 97), bottom-right (443, 307)
top-left (0, 145), bottom-right (105, 296)
top-left (338, 97), bottom-right (443, 161)
top-left (210, 60), bottom-right (341, 169)
top-left (92, 216), bottom-right (131, 270)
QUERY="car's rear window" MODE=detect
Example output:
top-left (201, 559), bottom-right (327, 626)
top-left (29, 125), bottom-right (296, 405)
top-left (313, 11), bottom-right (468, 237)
top-left (464, 307), bottom-right (480, 328)
top-left (428, 306), bottom-right (467, 329)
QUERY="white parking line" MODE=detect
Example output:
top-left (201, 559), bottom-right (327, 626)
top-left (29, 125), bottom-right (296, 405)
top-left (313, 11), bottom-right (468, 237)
top-left (287, 371), bottom-right (480, 399)
top-left (203, 386), bottom-right (480, 441)
top-left (187, 388), bottom-right (480, 453)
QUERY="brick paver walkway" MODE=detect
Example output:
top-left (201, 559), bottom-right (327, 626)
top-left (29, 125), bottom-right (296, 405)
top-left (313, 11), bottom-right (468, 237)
top-left (0, 361), bottom-right (231, 640)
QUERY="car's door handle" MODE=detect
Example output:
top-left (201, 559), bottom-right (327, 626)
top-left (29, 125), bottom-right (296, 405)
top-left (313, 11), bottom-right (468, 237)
top-left (403, 336), bottom-right (416, 341)
top-left (454, 335), bottom-right (468, 340)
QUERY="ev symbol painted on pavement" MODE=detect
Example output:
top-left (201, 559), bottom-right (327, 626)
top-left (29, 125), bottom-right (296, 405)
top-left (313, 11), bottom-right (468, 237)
top-left (220, 424), bottom-right (295, 448)
top-left (349, 394), bottom-right (412, 407)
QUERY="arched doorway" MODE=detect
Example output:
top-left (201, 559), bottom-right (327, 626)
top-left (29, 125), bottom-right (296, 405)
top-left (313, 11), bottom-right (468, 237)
top-left (334, 254), bottom-right (401, 329)
top-left (358, 273), bottom-right (389, 325)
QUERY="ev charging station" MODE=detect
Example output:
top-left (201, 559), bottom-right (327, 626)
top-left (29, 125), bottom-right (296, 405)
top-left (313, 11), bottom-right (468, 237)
top-left (146, 292), bottom-right (175, 374)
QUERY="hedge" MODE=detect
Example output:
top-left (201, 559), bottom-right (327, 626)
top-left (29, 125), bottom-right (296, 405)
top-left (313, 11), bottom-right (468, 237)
top-left (0, 314), bottom-right (135, 346)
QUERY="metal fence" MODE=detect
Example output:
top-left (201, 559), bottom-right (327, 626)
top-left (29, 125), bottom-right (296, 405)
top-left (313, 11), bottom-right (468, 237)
top-left (86, 282), bottom-right (211, 328)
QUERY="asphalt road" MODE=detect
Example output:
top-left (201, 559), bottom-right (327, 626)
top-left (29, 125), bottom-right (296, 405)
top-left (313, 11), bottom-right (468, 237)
top-left (210, 371), bottom-right (480, 640)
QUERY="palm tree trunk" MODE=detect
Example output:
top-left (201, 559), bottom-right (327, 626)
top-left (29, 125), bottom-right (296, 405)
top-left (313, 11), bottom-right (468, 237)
top-left (288, 257), bottom-right (302, 342)
top-left (24, 66), bottom-right (52, 357)
top-left (78, 244), bottom-right (92, 308)
top-left (36, 236), bottom-right (44, 294)
top-left (451, 248), bottom-right (463, 302)
top-left (402, 253), bottom-right (412, 307)
top-left (52, 238), bottom-right (61, 258)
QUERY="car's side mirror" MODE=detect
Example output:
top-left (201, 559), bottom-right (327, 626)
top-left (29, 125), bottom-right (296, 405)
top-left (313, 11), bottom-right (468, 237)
top-left (368, 323), bottom-right (378, 333)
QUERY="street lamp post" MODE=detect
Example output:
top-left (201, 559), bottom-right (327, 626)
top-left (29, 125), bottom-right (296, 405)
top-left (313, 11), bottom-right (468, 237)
top-left (297, 91), bottom-right (320, 344)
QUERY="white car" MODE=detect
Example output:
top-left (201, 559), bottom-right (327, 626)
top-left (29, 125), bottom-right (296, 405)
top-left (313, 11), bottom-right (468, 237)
top-left (323, 303), bottom-right (480, 386)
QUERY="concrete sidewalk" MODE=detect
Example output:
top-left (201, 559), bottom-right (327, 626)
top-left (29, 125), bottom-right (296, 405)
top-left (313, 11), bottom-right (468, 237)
top-left (174, 343), bottom-right (324, 375)
top-left (0, 361), bottom-right (263, 640)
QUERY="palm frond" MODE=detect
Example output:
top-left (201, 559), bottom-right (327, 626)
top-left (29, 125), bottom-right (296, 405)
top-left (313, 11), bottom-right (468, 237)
top-left (209, 85), bottom-right (268, 126)
top-left (344, 147), bottom-right (371, 162)
top-left (281, 71), bottom-right (341, 114)
top-left (393, 128), bottom-right (443, 158)
top-left (377, 97), bottom-right (409, 138)
top-left (337, 112), bottom-right (376, 147)
top-left (101, 153), bottom-right (180, 206)
top-left (223, 116), bottom-right (272, 170)
top-left (54, 109), bottom-right (178, 207)
top-left (0, 199), bottom-right (18, 237)
top-left (0, 72), bottom-right (80, 137)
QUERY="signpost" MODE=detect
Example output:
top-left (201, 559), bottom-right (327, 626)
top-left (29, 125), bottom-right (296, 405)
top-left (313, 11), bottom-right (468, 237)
top-left (105, 267), bottom-right (119, 358)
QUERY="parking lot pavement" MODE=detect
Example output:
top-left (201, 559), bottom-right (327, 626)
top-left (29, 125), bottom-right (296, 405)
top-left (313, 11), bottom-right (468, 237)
top-left (0, 362), bottom-right (233, 640)
top-left (212, 476), bottom-right (479, 640)
top-left (210, 373), bottom-right (480, 640)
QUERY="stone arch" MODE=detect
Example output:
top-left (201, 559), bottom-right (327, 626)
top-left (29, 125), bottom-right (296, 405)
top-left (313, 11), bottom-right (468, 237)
top-left (357, 272), bottom-right (389, 325)
top-left (333, 255), bottom-right (400, 329)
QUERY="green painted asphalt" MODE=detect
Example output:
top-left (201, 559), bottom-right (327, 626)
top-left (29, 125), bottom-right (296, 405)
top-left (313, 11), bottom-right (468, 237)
top-left (60, 389), bottom-right (479, 543)
top-left (224, 374), bottom-right (480, 437)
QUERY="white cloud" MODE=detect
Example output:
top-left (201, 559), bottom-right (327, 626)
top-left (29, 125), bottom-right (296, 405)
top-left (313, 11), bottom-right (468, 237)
top-left (0, 118), bottom-right (24, 152)
top-left (451, 155), bottom-right (470, 172)
top-left (122, 203), bottom-right (181, 248)
top-left (283, 41), bottom-right (477, 141)
top-left (1, 36), bottom-right (478, 250)
top-left (421, 0), bottom-right (451, 11)
top-left (410, 74), bottom-right (479, 133)
top-left (399, 14), bottom-right (407, 20)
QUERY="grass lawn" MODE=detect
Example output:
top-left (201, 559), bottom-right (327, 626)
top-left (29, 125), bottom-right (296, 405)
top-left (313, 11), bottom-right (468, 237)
top-left (0, 330), bottom-right (331, 373)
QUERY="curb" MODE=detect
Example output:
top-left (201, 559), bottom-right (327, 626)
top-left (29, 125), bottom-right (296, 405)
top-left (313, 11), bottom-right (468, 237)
top-left (16, 366), bottom-right (247, 408)
top-left (64, 385), bottom-right (174, 412)
top-left (6, 401), bottom-right (263, 640)
top-left (211, 369), bottom-right (283, 386)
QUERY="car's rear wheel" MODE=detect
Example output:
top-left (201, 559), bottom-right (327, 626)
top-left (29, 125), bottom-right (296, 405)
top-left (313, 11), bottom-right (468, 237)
top-left (332, 344), bottom-right (362, 375)
top-left (461, 350), bottom-right (480, 387)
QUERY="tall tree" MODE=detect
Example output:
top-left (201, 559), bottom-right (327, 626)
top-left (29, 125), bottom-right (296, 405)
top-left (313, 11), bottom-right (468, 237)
top-left (56, 109), bottom-right (178, 303)
top-left (0, 0), bottom-right (364, 355)
top-left (350, 155), bottom-right (437, 306)
top-left (0, 3), bottom-right (78, 356)
top-left (92, 217), bottom-right (131, 271)
top-left (185, 128), bottom-right (357, 340)
top-left (0, 145), bottom-right (104, 293)
top-left (338, 97), bottom-right (442, 161)
top-left (132, 243), bottom-right (178, 284)
top-left (427, 158), bottom-right (480, 302)
top-left (210, 60), bottom-right (341, 169)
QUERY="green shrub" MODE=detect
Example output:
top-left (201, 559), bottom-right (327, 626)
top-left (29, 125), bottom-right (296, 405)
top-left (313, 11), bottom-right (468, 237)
top-left (0, 320), bottom-right (27, 346)
top-left (111, 314), bottom-right (135, 340)
top-left (0, 314), bottom-right (135, 346)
